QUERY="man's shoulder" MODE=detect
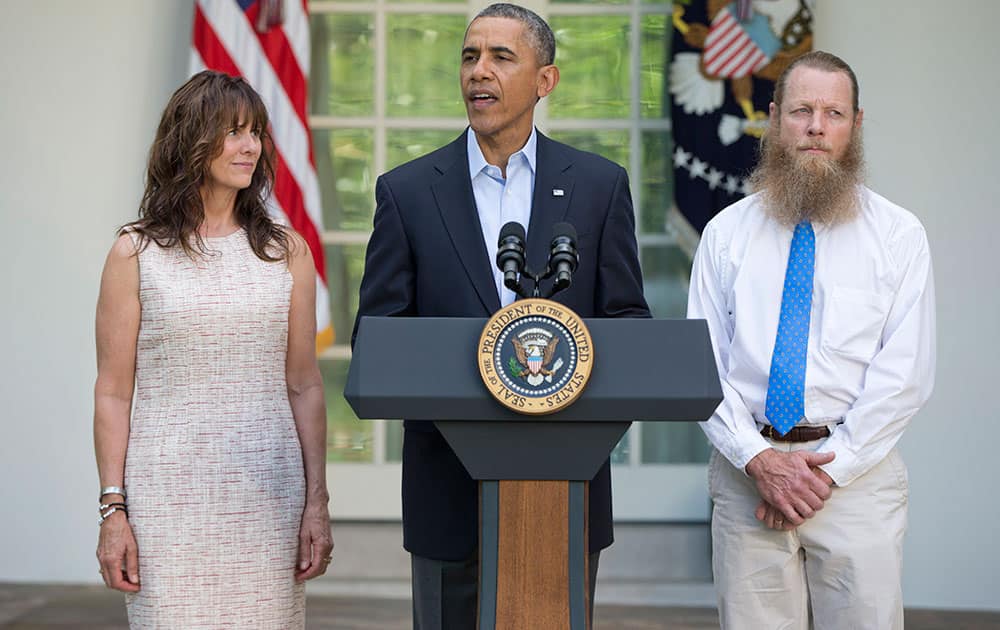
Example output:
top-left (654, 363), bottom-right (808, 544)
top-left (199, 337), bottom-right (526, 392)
top-left (703, 192), bottom-right (766, 237)
top-left (860, 186), bottom-right (925, 232)
top-left (857, 186), bottom-right (931, 257)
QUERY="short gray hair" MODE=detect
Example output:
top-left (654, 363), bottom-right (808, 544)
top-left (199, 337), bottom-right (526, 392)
top-left (470, 3), bottom-right (555, 66)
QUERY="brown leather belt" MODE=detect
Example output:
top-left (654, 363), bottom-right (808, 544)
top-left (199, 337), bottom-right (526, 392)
top-left (760, 425), bottom-right (831, 442)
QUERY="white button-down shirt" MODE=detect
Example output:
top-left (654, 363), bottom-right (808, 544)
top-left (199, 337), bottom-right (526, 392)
top-left (687, 187), bottom-right (936, 486)
top-left (467, 128), bottom-right (536, 307)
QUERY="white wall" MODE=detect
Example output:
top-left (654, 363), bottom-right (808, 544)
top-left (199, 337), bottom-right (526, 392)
top-left (0, 1), bottom-right (193, 583)
top-left (814, 0), bottom-right (1000, 611)
top-left (1, 0), bottom-right (997, 611)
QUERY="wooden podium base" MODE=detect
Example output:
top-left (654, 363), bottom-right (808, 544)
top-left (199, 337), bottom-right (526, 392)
top-left (478, 480), bottom-right (590, 630)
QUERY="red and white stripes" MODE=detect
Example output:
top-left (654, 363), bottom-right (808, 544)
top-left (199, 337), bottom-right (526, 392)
top-left (702, 8), bottom-right (769, 79)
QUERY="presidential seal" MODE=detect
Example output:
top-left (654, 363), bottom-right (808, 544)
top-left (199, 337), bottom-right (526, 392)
top-left (478, 298), bottom-right (594, 415)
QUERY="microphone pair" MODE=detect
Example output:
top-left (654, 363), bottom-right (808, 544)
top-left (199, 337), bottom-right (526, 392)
top-left (496, 221), bottom-right (579, 298)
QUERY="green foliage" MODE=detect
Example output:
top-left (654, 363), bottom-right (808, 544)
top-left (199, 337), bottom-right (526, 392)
top-left (386, 15), bottom-right (466, 118)
top-left (321, 360), bottom-right (373, 463)
top-left (549, 16), bottom-right (631, 119)
top-left (323, 243), bottom-right (366, 351)
top-left (310, 14), bottom-right (375, 117)
top-left (387, 129), bottom-right (463, 170)
top-left (507, 356), bottom-right (524, 379)
top-left (314, 129), bottom-right (375, 232)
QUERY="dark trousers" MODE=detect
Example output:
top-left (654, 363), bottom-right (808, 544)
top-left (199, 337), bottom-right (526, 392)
top-left (411, 551), bottom-right (601, 630)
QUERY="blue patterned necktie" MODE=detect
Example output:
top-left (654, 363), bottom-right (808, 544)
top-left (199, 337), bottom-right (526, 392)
top-left (765, 221), bottom-right (815, 436)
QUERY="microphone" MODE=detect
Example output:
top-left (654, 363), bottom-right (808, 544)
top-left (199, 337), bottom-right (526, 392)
top-left (496, 221), bottom-right (527, 295)
top-left (549, 222), bottom-right (579, 295)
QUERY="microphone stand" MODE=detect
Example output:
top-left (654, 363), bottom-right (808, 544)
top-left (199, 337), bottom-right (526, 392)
top-left (507, 263), bottom-right (567, 300)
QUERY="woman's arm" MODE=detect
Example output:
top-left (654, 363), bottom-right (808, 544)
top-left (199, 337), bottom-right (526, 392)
top-left (284, 232), bottom-right (334, 581)
top-left (94, 234), bottom-right (141, 592)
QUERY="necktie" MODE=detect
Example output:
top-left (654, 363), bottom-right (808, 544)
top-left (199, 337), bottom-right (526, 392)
top-left (765, 221), bottom-right (815, 436)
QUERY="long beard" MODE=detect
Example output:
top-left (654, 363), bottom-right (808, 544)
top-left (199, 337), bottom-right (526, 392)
top-left (749, 125), bottom-right (867, 227)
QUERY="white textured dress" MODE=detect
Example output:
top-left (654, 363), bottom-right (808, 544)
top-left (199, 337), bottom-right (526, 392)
top-left (124, 230), bottom-right (306, 628)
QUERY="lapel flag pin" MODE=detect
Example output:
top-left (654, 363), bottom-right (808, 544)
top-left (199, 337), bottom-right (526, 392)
top-left (552, 188), bottom-right (564, 197)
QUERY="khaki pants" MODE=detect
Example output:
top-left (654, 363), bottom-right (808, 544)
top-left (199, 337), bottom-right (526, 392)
top-left (709, 442), bottom-right (909, 630)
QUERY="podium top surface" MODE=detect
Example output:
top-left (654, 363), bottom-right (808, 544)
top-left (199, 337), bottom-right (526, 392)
top-left (345, 317), bottom-right (722, 423)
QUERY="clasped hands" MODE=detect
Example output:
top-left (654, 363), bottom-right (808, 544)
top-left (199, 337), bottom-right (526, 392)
top-left (745, 448), bottom-right (835, 531)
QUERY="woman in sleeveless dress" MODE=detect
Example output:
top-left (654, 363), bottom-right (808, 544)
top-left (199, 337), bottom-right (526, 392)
top-left (93, 71), bottom-right (334, 628)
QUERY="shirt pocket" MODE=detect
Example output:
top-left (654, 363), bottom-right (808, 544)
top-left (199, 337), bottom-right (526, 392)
top-left (820, 286), bottom-right (890, 362)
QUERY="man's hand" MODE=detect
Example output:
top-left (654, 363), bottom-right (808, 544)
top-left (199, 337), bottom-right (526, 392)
top-left (757, 502), bottom-right (795, 530)
top-left (745, 448), bottom-right (835, 528)
top-left (756, 465), bottom-right (835, 529)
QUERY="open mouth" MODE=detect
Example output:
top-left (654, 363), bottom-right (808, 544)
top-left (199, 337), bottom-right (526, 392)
top-left (469, 92), bottom-right (497, 104)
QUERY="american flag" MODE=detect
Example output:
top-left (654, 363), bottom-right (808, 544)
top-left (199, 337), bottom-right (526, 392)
top-left (192, 0), bottom-right (333, 351)
top-left (702, 4), bottom-right (780, 79)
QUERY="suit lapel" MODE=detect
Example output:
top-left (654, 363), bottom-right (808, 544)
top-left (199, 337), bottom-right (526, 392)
top-left (430, 131), bottom-right (501, 314)
top-left (526, 132), bottom-right (575, 273)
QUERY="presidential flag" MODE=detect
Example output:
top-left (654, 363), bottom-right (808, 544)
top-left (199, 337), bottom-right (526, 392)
top-left (669, 0), bottom-right (813, 233)
top-left (192, 0), bottom-right (333, 350)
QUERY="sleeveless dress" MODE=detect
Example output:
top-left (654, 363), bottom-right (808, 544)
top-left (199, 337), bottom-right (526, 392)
top-left (123, 229), bottom-right (306, 628)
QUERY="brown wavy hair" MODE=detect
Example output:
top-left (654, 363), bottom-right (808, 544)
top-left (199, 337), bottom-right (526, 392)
top-left (123, 70), bottom-right (289, 262)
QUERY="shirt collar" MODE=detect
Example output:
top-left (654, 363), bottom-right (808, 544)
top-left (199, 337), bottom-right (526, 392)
top-left (467, 127), bottom-right (538, 179)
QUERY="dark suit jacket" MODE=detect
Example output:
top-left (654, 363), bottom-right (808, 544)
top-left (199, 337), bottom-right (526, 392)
top-left (353, 129), bottom-right (650, 561)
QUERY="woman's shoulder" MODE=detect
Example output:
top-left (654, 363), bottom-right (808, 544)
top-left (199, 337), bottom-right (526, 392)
top-left (273, 226), bottom-right (316, 282)
top-left (98, 232), bottom-right (141, 291)
top-left (270, 225), bottom-right (308, 260)
top-left (109, 231), bottom-right (141, 260)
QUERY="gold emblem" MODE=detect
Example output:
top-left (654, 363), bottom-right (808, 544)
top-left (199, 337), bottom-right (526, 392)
top-left (478, 298), bottom-right (594, 415)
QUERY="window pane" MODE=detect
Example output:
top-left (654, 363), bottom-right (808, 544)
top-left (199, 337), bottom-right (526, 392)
top-left (310, 13), bottom-right (374, 117)
top-left (549, 16), bottom-right (630, 119)
top-left (640, 130), bottom-right (672, 234)
top-left (313, 128), bottom-right (374, 232)
top-left (610, 427), bottom-right (631, 464)
top-left (323, 359), bottom-right (373, 462)
top-left (640, 244), bottom-right (691, 318)
top-left (547, 130), bottom-right (629, 170)
top-left (386, 14), bottom-right (466, 118)
top-left (640, 14), bottom-right (669, 119)
top-left (324, 243), bottom-right (367, 348)
top-left (640, 422), bottom-right (711, 464)
top-left (386, 128), bottom-right (463, 170)
top-left (386, 422), bottom-right (403, 463)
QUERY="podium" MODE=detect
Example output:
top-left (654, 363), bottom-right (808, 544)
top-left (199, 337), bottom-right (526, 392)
top-left (346, 316), bottom-right (722, 630)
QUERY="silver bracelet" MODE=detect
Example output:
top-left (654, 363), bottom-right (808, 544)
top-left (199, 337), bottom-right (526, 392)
top-left (98, 506), bottom-right (127, 525)
top-left (99, 486), bottom-right (126, 500)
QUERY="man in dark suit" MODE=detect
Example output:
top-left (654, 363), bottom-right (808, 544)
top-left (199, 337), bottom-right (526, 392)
top-left (353, 3), bottom-right (650, 628)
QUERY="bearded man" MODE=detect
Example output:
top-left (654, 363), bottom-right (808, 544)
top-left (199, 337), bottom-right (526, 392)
top-left (687, 51), bottom-right (936, 629)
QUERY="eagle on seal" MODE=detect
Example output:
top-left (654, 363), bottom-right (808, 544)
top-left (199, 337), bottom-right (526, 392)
top-left (512, 336), bottom-right (560, 377)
